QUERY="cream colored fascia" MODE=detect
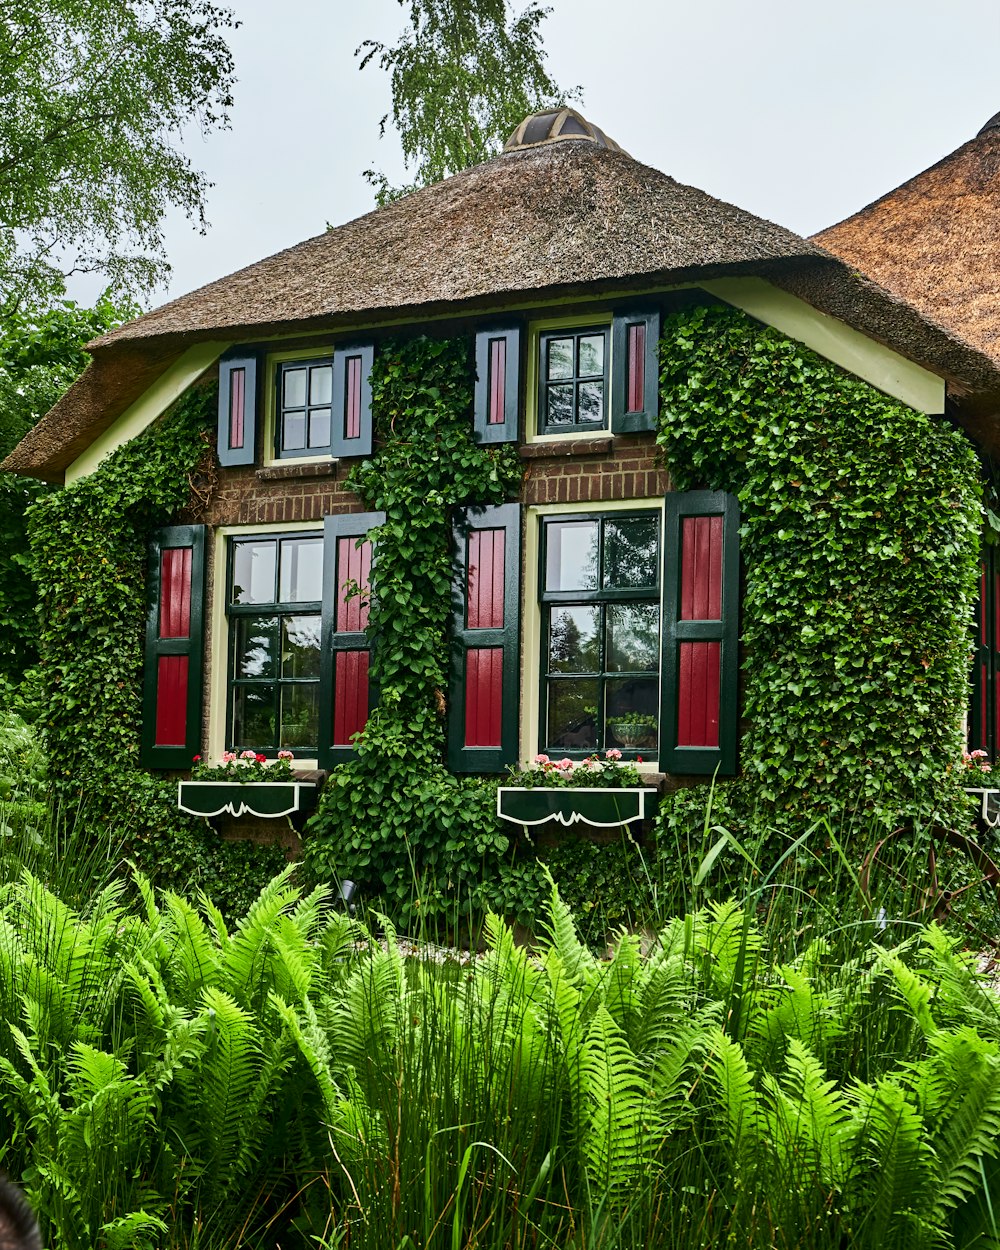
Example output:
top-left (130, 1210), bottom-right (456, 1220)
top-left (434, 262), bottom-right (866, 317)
top-left (525, 310), bottom-right (614, 444)
top-left (520, 498), bottom-right (664, 775)
top-left (701, 278), bottom-right (945, 414)
top-left (65, 341), bottom-right (231, 484)
top-left (207, 520), bottom-right (324, 768)
top-left (260, 343), bottom-right (339, 469)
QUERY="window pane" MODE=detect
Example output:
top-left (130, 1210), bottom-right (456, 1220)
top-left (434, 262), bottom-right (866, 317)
top-left (547, 338), bottom-right (573, 380)
top-left (607, 605), bottom-right (660, 672)
top-left (577, 380), bottom-right (604, 424)
top-left (232, 685), bottom-right (276, 749)
top-left (283, 368), bottom-right (306, 409)
top-left (282, 411), bottom-right (306, 450)
top-left (604, 516), bottom-right (659, 589)
top-left (545, 383), bottom-right (574, 427)
top-left (279, 537), bottom-right (323, 602)
top-left (606, 677), bottom-right (659, 750)
top-left (232, 541), bottom-right (277, 605)
top-left (280, 684), bottom-right (319, 750)
top-left (235, 616), bottom-right (278, 678)
top-left (545, 521), bottom-right (599, 591)
top-left (549, 606), bottom-right (600, 673)
top-left (309, 365), bottom-right (332, 405)
top-left (547, 678), bottom-right (599, 750)
top-left (282, 615), bottom-right (321, 679)
top-left (308, 408), bottom-right (331, 448)
top-left (578, 334), bottom-right (604, 376)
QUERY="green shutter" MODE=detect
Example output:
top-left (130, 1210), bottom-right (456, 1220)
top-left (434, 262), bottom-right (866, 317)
top-left (141, 525), bottom-right (207, 769)
top-left (331, 344), bottom-right (374, 458)
top-left (318, 511), bottom-right (384, 768)
top-left (611, 308), bottom-right (660, 434)
top-left (660, 491), bottom-right (740, 775)
top-left (473, 326), bottom-right (520, 444)
top-left (217, 355), bottom-right (258, 466)
top-left (970, 542), bottom-right (1000, 758)
top-left (448, 502), bottom-right (521, 773)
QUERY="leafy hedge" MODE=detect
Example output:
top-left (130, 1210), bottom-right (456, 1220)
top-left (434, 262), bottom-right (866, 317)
top-left (655, 306), bottom-right (982, 835)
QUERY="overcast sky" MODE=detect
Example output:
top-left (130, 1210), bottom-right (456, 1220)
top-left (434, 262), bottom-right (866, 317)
top-left (90, 0), bottom-right (1000, 311)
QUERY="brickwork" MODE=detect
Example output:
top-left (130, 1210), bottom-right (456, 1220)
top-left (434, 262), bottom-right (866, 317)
top-left (520, 433), bottom-right (670, 505)
top-left (201, 458), bottom-right (367, 529)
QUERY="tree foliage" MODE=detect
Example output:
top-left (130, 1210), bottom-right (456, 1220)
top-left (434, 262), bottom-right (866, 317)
top-left (358, 0), bottom-right (577, 204)
top-left (0, 296), bottom-right (134, 688)
top-left (0, 0), bottom-right (237, 308)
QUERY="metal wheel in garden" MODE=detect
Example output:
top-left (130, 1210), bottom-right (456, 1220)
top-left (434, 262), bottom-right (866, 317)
top-left (859, 825), bottom-right (1000, 950)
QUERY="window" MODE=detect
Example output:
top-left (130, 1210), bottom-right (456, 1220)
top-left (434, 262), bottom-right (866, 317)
top-left (970, 541), bottom-right (1000, 759)
top-left (538, 327), bottom-right (609, 434)
top-left (539, 511), bottom-right (661, 757)
top-left (276, 359), bottom-right (334, 457)
top-left (226, 533), bottom-right (323, 754)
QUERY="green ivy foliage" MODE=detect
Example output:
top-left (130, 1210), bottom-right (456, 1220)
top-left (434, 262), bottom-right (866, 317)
top-left (24, 386), bottom-right (284, 912)
top-left (304, 337), bottom-right (522, 922)
top-left (655, 305), bottom-right (982, 835)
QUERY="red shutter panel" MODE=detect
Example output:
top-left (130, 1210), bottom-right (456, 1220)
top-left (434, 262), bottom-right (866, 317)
top-left (473, 326), bottom-right (520, 444)
top-left (141, 525), bottom-right (207, 769)
top-left (331, 344), bottom-right (374, 457)
top-left (218, 356), bottom-right (258, 466)
top-left (318, 511), bottom-right (384, 767)
top-left (661, 492), bottom-right (739, 775)
top-left (611, 308), bottom-right (660, 434)
top-left (448, 502), bottom-right (521, 772)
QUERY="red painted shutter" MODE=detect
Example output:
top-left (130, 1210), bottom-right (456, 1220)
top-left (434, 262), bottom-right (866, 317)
top-left (661, 492), bottom-right (740, 775)
top-left (612, 308), bottom-right (660, 433)
top-left (218, 356), bottom-right (258, 466)
top-left (319, 511), bottom-right (384, 766)
top-left (141, 525), bottom-right (207, 769)
top-left (474, 326), bottom-right (520, 444)
top-left (331, 344), bottom-right (374, 457)
top-left (448, 503), bottom-right (521, 772)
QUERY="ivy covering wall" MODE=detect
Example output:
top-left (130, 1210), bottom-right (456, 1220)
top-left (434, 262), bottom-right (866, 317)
top-left (24, 388), bottom-right (287, 914)
top-left (655, 305), bottom-right (982, 834)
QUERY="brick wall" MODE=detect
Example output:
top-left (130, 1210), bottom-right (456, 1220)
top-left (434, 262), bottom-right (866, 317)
top-left (520, 432), bottom-right (669, 505)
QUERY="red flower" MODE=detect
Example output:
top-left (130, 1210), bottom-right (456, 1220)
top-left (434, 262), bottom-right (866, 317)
top-left (637, 756), bottom-right (643, 764)
top-left (192, 755), bottom-right (201, 763)
top-left (255, 753), bottom-right (267, 764)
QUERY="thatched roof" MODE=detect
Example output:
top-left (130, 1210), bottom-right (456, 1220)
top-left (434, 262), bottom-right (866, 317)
top-left (814, 120), bottom-right (1000, 365)
top-left (8, 112), bottom-right (1000, 482)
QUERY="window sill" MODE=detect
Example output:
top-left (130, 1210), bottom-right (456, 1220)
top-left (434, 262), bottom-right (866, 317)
top-left (497, 785), bottom-right (658, 831)
top-left (255, 461), bottom-right (338, 481)
top-left (178, 780), bottom-right (319, 820)
top-left (520, 436), bottom-right (613, 460)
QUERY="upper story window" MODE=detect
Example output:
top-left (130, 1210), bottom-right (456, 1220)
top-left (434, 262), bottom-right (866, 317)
top-left (277, 359), bottom-right (334, 456)
top-left (538, 327), bottom-right (609, 434)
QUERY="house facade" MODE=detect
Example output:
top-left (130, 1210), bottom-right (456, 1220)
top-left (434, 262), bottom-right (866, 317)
top-left (6, 109), bottom-right (1000, 800)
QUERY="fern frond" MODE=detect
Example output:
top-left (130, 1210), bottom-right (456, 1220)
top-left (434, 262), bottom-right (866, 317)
top-left (538, 865), bottom-right (599, 993)
top-left (578, 1004), bottom-right (652, 1197)
top-left (704, 1025), bottom-right (761, 1167)
top-left (874, 946), bottom-right (937, 1038)
top-left (761, 1037), bottom-right (850, 1188)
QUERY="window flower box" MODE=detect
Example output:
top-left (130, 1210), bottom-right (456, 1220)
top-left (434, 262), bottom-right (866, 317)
top-left (964, 787), bottom-right (1000, 831)
top-left (497, 786), bottom-right (658, 832)
top-left (177, 780), bottom-right (318, 820)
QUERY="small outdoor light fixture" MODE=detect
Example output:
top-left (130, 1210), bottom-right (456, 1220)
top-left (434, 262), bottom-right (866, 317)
top-left (338, 879), bottom-right (357, 918)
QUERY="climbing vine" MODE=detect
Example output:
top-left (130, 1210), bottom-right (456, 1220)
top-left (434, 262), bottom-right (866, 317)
top-left (25, 387), bottom-right (286, 913)
top-left (303, 336), bottom-right (524, 922)
top-left (655, 305), bottom-right (982, 836)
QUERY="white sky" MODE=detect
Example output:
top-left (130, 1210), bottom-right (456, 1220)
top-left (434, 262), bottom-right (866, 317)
top-left (80, 0), bottom-right (1000, 310)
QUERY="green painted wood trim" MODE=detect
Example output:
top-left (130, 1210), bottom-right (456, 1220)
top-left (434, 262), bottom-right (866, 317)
top-left (970, 543), bottom-right (997, 759)
top-left (217, 354), bottom-right (259, 467)
top-left (473, 325), bottom-right (521, 444)
top-left (660, 491), bottom-right (740, 776)
top-left (611, 307), bottom-right (660, 434)
top-left (141, 525), bottom-right (207, 770)
top-left (497, 786), bottom-right (658, 829)
top-left (318, 511), bottom-right (384, 768)
top-left (331, 343), bottom-right (375, 458)
top-left (448, 502), bottom-right (522, 773)
top-left (177, 780), bottom-right (318, 819)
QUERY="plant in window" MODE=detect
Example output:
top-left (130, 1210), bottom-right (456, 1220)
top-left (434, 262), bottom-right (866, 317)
top-left (508, 750), bottom-right (643, 788)
top-left (607, 714), bottom-right (658, 748)
top-left (191, 749), bottom-right (297, 783)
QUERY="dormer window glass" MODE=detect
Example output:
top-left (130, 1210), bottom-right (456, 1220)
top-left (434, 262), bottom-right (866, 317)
top-left (277, 359), bottom-right (334, 456)
top-left (539, 327), bottom-right (608, 433)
